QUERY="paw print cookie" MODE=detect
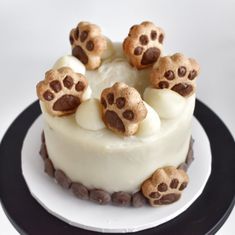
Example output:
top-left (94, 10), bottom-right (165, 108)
top-left (150, 53), bottom-right (200, 97)
top-left (37, 67), bottom-right (88, 116)
top-left (100, 82), bottom-right (147, 136)
top-left (123, 21), bottom-right (165, 69)
top-left (142, 166), bottom-right (189, 206)
top-left (69, 21), bottom-right (111, 70)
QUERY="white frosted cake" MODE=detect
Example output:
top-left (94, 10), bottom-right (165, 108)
top-left (37, 21), bottom-right (199, 207)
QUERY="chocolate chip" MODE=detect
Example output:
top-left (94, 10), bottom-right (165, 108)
top-left (74, 27), bottom-right (79, 40)
top-left (63, 76), bottom-right (74, 89)
top-left (123, 110), bottom-right (134, 121)
top-left (101, 97), bottom-right (107, 109)
top-left (132, 192), bottom-right (146, 207)
top-left (178, 66), bottom-right (187, 77)
top-left (149, 191), bottom-right (161, 199)
top-left (50, 80), bottom-right (62, 93)
top-left (39, 142), bottom-right (48, 160)
top-left (69, 34), bottom-right (74, 45)
top-left (71, 183), bottom-right (89, 200)
top-left (107, 93), bottom-right (114, 105)
top-left (171, 83), bottom-right (193, 97)
top-left (154, 193), bottom-right (180, 205)
top-left (86, 40), bottom-right (94, 51)
top-left (139, 35), bottom-right (149, 45)
top-left (112, 191), bottom-right (131, 207)
top-left (55, 169), bottom-right (72, 189)
top-left (159, 34), bottom-right (164, 43)
top-left (116, 97), bottom-right (126, 109)
top-left (104, 110), bottom-right (125, 132)
top-left (44, 158), bottom-right (55, 177)
top-left (164, 70), bottom-right (175, 80)
top-left (141, 47), bottom-right (160, 65)
top-left (179, 182), bottom-right (188, 191)
top-left (158, 81), bottom-right (169, 89)
top-left (151, 30), bottom-right (157, 40)
top-left (80, 31), bottom-right (88, 42)
top-left (134, 47), bottom-right (143, 56)
top-left (72, 46), bottom-right (88, 65)
top-left (75, 81), bottom-right (85, 92)
top-left (188, 70), bottom-right (197, 80)
top-left (53, 94), bottom-right (80, 111)
top-left (43, 90), bottom-right (54, 101)
top-left (170, 179), bottom-right (179, 189)
top-left (157, 183), bottom-right (168, 192)
top-left (90, 189), bottom-right (111, 205)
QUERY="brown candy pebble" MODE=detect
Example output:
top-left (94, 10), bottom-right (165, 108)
top-left (112, 191), bottom-right (131, 207)
top-left (44, 158), bottom-right (55, 177)
top-left (132, 192), bottom-right (146, 207)
top-left (71, 183), bottom-right (89, 200)
top-left (39, 143), bottom-right (48, 160)
top-left (41, 132), bottom-right (45, 144)
top-left (90, 189), bottom-right (111, 205)
top-left (177, 163), bottom-right (188, 172)
top-left (54, 169), bottom-right (72, 189)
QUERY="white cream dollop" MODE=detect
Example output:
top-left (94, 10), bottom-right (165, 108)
top-left (143, 87), bottom-right (186, 119)
top-left (75, 98), bottom-right (105, 131)
top-left (101, 37), bottom-right (115, 60)
top-left (53, 55), bottom-right (86, 75)
top-left (136, 102), bottom-right (161, 137)
top-left (82, 85), bottom-right (92, 101)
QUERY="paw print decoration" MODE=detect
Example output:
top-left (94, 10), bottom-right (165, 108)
top-left (142, 166), bottom-right (189, 206)
top-left (100, 82), bottom-right (147, 136)
top-left (37, 67), bottom-right (88, 116)
top-left (69, 21), bottom-right (107, 70)
top-left (150, 53), bottom-right (200, 97)
top-left (123, 21), bottom-right (165, 69)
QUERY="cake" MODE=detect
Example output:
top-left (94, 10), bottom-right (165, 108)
top-left (36, 21), bottom-right (199, 207)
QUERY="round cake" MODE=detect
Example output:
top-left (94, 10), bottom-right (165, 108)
top-left (37, 21), bottom-right (200, 207)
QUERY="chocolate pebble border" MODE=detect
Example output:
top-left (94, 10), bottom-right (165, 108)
top-left (39, 132), bottom-right (194, 207)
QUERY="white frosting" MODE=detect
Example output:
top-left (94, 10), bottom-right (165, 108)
top-left (144, 87), bottom-right (186, 119)
top-left (136, 102), bottom-right (161, 137)
top-left (41, 43), bottom-right (196, 194)
top-left (85, 43), bottom-right (151, 98)
top-left (75, 98), bottom-right (105, 131)
top-left (53, 55), bottom-right (86, 75)
top-left (41, 94), bottom-right (195, 193)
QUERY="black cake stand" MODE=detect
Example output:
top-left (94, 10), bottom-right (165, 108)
top-left (0, 99), bottom-right (235, 235)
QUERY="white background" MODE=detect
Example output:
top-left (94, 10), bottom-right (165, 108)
top-left (0, 0), bottom-right (234, 234)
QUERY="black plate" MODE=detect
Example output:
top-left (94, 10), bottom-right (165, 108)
top-left (0, 99), bottom-right (235, 235)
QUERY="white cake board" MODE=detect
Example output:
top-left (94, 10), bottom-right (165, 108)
top-left (21, 116), bottom-right (211, 233)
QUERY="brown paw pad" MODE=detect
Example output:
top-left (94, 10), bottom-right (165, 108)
top-left (100, 82), bottom-right (147, 136)
top-left (36, 67), bottom-right (88, 116)
top-left (123, 21), bottom-right (165, 69)
top-left (142, 166), bottom-right (189, 206)
top-left (69, 21), bottom-right (107, 70)
top-left (150, 53), bottom-right (200, 97)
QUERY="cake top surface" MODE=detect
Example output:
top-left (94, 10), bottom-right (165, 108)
top-left (36, 21), bottom-right (200, 138)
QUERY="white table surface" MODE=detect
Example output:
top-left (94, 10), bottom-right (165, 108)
top-left (0, 0), bottom-right (234, 234)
